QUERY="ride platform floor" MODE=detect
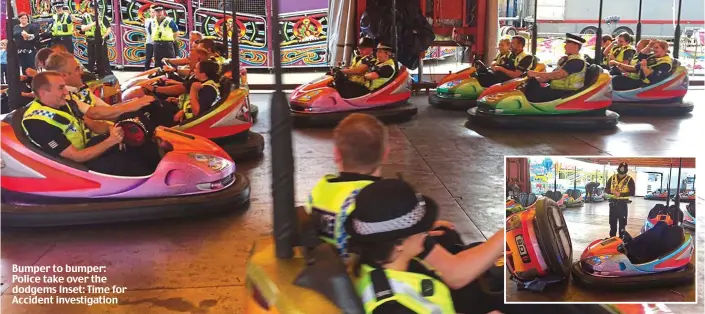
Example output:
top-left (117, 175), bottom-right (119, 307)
top-left (506, 198), bottom-right (700, 304)
top-left (2, 90), bottom-right (703, 312)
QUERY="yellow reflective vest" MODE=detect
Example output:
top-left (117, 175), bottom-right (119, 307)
top-left (151, 17), bottom-right (176, 41)
top-left (493, 52), bottom-right (510, 66)
top-left (52, 13), bottom-right (74, 36)
top-left (609, 174), bottom-right (633, 200)
top-left (356, 265), bottom-right (455, 314)
top-left (22, 100), bottom-right (87, 150)
top-left (367, 59), bottom-right (396, 91)
top-left (83, 13), bottom-right (109, 38)
top-left (349, 54), bottom-right (375, 84)
top-left (179, 80), bottom-right (220, 119)
top-left (305, 174), bottom-right (377, 256)
top-left (550, 54), bottom-right (586, 91)
top-left (641, 55), bottom-right (673, 84)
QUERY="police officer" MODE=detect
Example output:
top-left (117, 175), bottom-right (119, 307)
top-left (148, 6), bottom-right (180, 68)
top-left (80, 2), bottom-right (112, 73)
top-left (604, 162), bottom-right (635, 237)
top-left (50, 3), bottom-right (74, 54)
top-left (610, 40), bottom-right (673, 91)
top-left (525, 33), bottom-right (587, 102)
top-left (477, 36), bottom-right (536, 87)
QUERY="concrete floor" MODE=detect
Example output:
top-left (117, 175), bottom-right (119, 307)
top-left (2, 89), bottom-right (704, 312)
top-left (506, 198), bottom-right (698, 303)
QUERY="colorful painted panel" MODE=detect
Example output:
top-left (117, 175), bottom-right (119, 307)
top-left (119, 0), bottom-right (189, 67)
top-left (193, 9), bottom-right (269, 67)
top-left (279, 11), bottom-right (328, 67)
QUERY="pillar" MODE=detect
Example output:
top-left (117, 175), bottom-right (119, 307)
top-left (485, 0), bottom-right (499, 64)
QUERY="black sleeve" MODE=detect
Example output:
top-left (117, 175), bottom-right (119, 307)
top-left (66, 15), bottom-right (72, 23)
top-left (13, 26), bottom-right (23, 42)
top-left (646, 63), bottom-right (672, 83)
top-left (561, 59), bottom-right (585, 75)
top-left (416, 235), bottom-right (438, 260)
top-left (372, 301), bottom-right (417, 314)
top-left (625, 178), bottom-right (636, 197)
top-left (196, 85), bottom-right (218, 113)
top-left (23, 120), bottom-right (71, 155)
top-left (517, 56), bottom-right (534, 72)
top-left (374, 65), bottom-right (394, 79)
top-left (103, 16), bottom-right (110, 26)
top-left (622, 49), bottom-right (635, 62)
top-left (604, 178), bottom-right (613, 194)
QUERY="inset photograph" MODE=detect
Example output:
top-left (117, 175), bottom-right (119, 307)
top-left (505, 157), bottom-right (696, 303)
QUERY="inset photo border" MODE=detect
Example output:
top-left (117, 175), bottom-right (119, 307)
top-left (504, 156), bottom-right (698, 304)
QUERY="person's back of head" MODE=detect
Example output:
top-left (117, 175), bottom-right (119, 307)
top-left (333, 113), bottom-right (388, 174)
top-left (198, 38), bottom-right (217, 54)
top-left (44, 52), bottom-right (73, 72)
top-left (35, 48), bottom-right (55, 70)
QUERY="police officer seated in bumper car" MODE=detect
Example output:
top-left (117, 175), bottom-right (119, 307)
top-left (137, 48), bottom-right (211, 95)
top-left (602, 32), bottom-right (636, 75)
top-left (346, 179), bottom-right (505, 314)
top-left (332, 43), bottom-right (397, 99)
top-left (159, 60), bottom-right (221, 125)
top-left (609, 40), bottom-right (672, 91)
top-left (335, 37), bottom-right (377, 81)
top-left (476, 36), bottom-right (535, 87)
top-left (524, 33), bottom-right (587, 103)
top-left (22, 72), bottom-right (160, 177)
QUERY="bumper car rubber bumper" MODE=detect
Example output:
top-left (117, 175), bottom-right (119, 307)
top-left (213, 131), bottom-right (265, 161)
top-left (1, 173), bottom-right (251, 227)
top-left (683, 220), bottom-right (695, 230)
top-left (429, 94), bottom-right (477, 111)
top-left (291, 102), bottom-right (418, 127)
top-left (467, 107), bottom-right (619, 130)
top-left (610, 100), bottom-right (694, 115)
top-left (571, 261), bottom-right (695, 290)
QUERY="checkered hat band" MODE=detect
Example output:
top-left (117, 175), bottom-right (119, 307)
top-left (352, 195), bottom-right (427, 235)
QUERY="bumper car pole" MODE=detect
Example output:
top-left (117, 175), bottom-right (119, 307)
top-left (93, 0), bottom-right (104, 77)
top-left (573, 166), bottom-right (577, 196)
top-left (231, 0), bottom-right (240, 89)
top-left (594, 0), bottom-right (604, 63)
top-left (675, 158), bottom-right (683, 210)
top-left (666, 162), bottom-right (673, 207)
top-left (269, 0), bottom-right (297, 259)
top-left (635, 0), bottom-right (643, 43)
top-left (673, 0), bottom-right (684, 59)
top-left (5, 1), bottom-right (23, 111)
top-left (530, 0), bottom-right (538, 55)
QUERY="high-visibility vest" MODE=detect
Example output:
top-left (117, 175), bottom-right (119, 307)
top-left (179, 80), bottom-right (220, 119)
top-left (507, 50), bottom-right (535, 71)
top-left (641, 55), bottom-right (673, 84)
top-left (83, 13), bottom-right (109, 38)
top-left (609, 174), bottom-right (633, 200)
top-left (304, 175), bottom-right (376, 256)
top-left (550, 54), bottom-right (586, 91)
top-left (52, 13), bottom-right (74, 36)
top-left (627, 54), bottom-right (643, 80)
top-left (151, 17), bottom-right (176, 41)
top-left (367, 58), bottom-right (396, 91)
top-left (22, 99), bottom-right (87, 150)
top-left (349, 54), bottom-right (375, 84)
top-left (494, 52), bottom-right (510, 66)
top-left (356, 264), bottom-right (455, 314)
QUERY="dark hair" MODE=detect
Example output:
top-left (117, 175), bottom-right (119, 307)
top-left (511, 36), bottom-right (526, 47)
top-left (350, 239), bottom-right (401, 277)
top-left (17, 12), bottom-right (29, 20)
top-left (31, 71), bottom-right (62, 96)
top-left (197, 60), bottom-right (220, 81)
top-left (35, 48), bottom-right (54, 69)
top-left (618, 32), bottom-right (633, 44)
top-left (198, 38), bottom-right (216, 53)
top-left (602, 35), bottom-right (613, 42)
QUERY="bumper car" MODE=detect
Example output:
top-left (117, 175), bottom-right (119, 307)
top-left (506, 198), bottom-right (573, 291)
top-left (683, 203), bottom-right (695, 230)
top-left (561, 189), bottom-right (584, 208)
top-left (671, 192), bottom-right (695, 203)
top-left (121, 65), bottom-right (259, 121)
top-left (610, 60), bottom-right (693, 115)
top-left (587, 187), bottom-right (606, 202)
top-left (430, 62), bottom-right (546, 110)
top-left (123, 76), bottom-right (264, 161)
top-left (288, 67), bottom-right (417, 126)
top-left (571, 221), bottom-right (695, 290)
top-left (0, 107), bottom-right (251, 227)
top-left (467, 65), bottom-right (619, 130)
top-left (82, 72), bottom-right (122, 106)
top-left (507, 192), bottom-right (538, 216)
top-left (644, 190), bottom-right (671, 201)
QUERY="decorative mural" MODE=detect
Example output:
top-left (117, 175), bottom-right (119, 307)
top-left (279, 11), bottom-right (328, 67)
top-left (193, 9), bottom-right (269, 67)
top-left (119, 0), bottom-right (189, 67)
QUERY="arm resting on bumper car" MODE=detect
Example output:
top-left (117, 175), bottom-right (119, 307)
top-left (59, 137), bottom-right (118, 163)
